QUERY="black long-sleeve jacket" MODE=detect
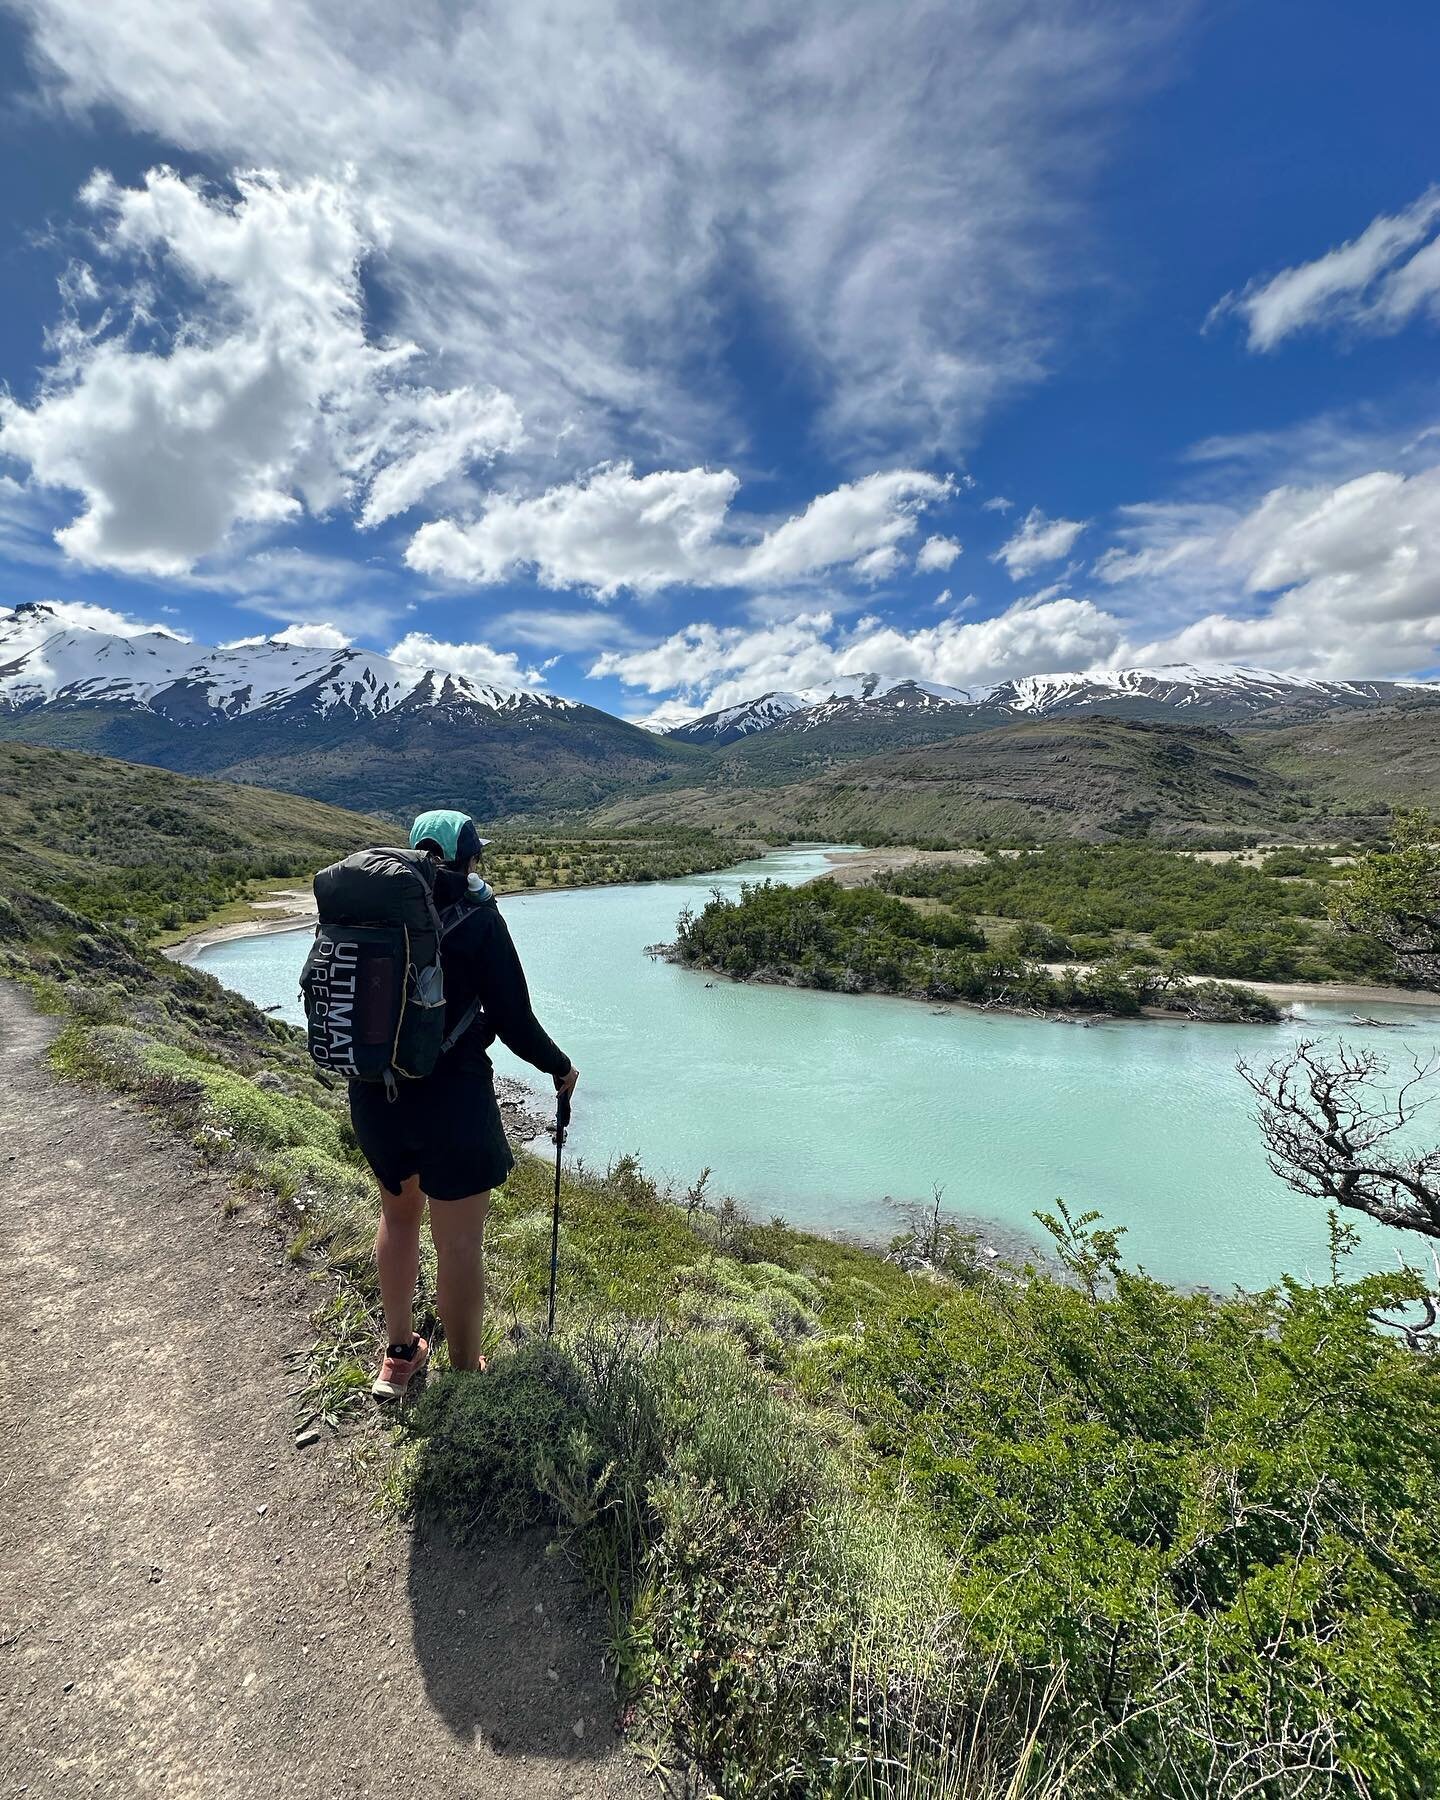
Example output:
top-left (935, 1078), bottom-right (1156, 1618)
top-left (433, 870), bottom-right (570, 1081)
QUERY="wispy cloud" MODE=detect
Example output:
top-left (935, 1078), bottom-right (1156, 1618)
top-left (387, 630), bottom-right (549, 690)
top-left (0, 168), bottom-right (521, 576)
top-left (12, 0), bottom-right (1173, 467)
top-left (1210, 187), bottom-right (1440, 351)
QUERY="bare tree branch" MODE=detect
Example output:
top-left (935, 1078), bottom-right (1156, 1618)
top-left (1238, 1039), bottom-right (1440, 1240)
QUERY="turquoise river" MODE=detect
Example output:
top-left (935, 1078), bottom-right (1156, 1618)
top-left (190, 844), bottom-right (1439, 1292)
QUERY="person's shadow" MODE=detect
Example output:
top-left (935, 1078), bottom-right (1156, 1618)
top-left (407, 1509), bottom-right (625, 1767)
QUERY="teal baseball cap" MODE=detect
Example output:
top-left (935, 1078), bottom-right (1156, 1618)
top-left (408, 809), bottom-right (491, 865)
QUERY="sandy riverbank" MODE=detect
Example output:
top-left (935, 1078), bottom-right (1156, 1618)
top-left (1036, 962), bottom-right (1440, 1014)
top-left (164, 889), bottom-right (318, 961)
top-left (1241, 978), bottom-right (1440, 1011)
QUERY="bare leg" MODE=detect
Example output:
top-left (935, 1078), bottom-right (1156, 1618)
top-left (429, 1189), bottom-right (491, 1371)
top-left (375, 1174), bottom-right (425, 1347)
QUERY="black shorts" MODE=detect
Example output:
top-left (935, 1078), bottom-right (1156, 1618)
top-left (349, 1065), bottom-right (516, 1201)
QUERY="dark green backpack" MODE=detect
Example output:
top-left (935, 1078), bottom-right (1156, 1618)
top-left (299, 847), bottom-right (477, 1093)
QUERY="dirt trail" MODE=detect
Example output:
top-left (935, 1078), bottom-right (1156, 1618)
top-left (0, 985), bottom-right (645, 1800)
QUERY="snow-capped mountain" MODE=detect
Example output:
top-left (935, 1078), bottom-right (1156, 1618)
top-left (666, 675), bottom-right (983, 744)
top-left (984, 663), bottom-right (1432, 717)
top-left (5, 603), bottom-right (1436, 821)
top-left (0, 603), bottom-right (578, 723)
top-left (0, 601), bottom-right (675, 817)
top-left (666, 662), bottom-right (1437, 743)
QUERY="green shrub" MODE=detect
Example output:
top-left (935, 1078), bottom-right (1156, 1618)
top-left (673, 880), bottom-right (1274, 1018)
top-left (823, 1214), bottom-right (1440, 1798)
top-left (405, 1330), bottom-right (1074, 1797)
top-left (138, 1042), bottom-right (349, 1160)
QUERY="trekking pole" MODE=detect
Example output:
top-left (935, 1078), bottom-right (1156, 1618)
top-left (545, 1089), bottom-right (572, 1338)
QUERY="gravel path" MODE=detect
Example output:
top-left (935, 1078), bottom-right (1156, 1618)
top-left (0, 983), bottom-right (645, 1800)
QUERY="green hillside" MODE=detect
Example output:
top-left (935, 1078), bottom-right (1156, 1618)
top-left (597, 716), bottom-right (1322, 842)
top-left (0, 740), bottom-right (392, 938)
top-left (710, 703), bottom-right (998, 783)
top-left (1253, 699), bottom-right (1440, 815)
top-left (604, 706), bottom-right (1440, 845)
top-left (7, 687), bottom-right (1438, 846)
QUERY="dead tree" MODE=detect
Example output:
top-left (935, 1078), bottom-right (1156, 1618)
top-left (1239, 1039), bottom-right (1440, 1239)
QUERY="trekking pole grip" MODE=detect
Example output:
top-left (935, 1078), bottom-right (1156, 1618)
top-left (556, 1090), bottom-right (572, 1137)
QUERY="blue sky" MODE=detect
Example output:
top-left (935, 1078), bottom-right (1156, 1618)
top-left (1, 0), bottom-right (1439, 722)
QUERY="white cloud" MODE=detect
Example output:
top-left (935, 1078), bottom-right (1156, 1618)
top-left (591, 613), bottom-right (838, 698)
top-left (1211, 187), bottom-right (1440, 351)
top-left (407, 464), bottom-right (950, 595)
top-left (742, 473), bottom-right (950, 584)
top-left (1101, 461), bottom-right (1440, 678)
top-left (0, 167), bottom-right (522, 574)
top-left (592, 596), bottom-right (1123, 708)
top-left (629, 697), bottom-right (707, 732)
top-left (273, 621), bottom-right (352, 649)
top-left (993, 507), bottom-right (1087, 579)
top-left (219, 624), bottom-right (354, 650)
top-left (357, 387), bottom-right (524, 528)
top-left (852, 547), bottom-right (900, 582)
top-left (836, 599), bottom-right (1122, 694)
top-left (216, 620), bottom-right (354, 651)
top-left (12, 0), bottom-right (1171, 463)
top-left (916, 534), bottom-right (961, 572)
top-left (981, 495), bottom-right (1013, 513)
top-left (387, 630), bottom-right (548, 691)
top-left (408, 464), bottom-right (739, 595)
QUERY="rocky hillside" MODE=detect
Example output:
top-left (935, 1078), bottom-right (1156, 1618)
top-left (596, 716), bottom-right (1355, 843)
top-left (671, 663), bottom-right (1440, 786)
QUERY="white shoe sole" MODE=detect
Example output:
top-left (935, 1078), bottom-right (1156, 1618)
top-left (371, 1363), bottom-right (428, 1400)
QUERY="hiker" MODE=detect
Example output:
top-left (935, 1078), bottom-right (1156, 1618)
top-left (344, 810), bottom-right (578, 1397)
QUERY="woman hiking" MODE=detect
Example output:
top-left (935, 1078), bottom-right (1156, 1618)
top-left (347, 809), bottom-right (579, 1398)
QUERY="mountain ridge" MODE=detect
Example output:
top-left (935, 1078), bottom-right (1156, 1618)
top-left (6, 605), bottom-right (1439, 827)
top-left (664, 663), bottom-right (1436, 745)
top-left (0, 603), bottom-right (694, 817)
top-left (0, 603), bottom-right (580, 724)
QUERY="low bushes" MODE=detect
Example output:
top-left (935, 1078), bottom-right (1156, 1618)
top-left (400, 1207), bottom-right (1440, 1799)
top-left (402, 1330), bottom-right (1075, 1798)
top-left (671, 880), bottom-right (1279, 1021)
top-left (878, 844), bottom-right (1399, 987)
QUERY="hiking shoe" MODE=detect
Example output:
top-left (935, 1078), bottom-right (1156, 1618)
top-left (372, 1335), bottom-right (430, 1400)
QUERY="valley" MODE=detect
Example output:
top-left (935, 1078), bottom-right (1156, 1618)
top-left (5, 725), bottom-right (1439, 1800)
top-left (6, 14), bottom-right (1439, 1795)
top-left (7, 606), bottom-right (1440, 843)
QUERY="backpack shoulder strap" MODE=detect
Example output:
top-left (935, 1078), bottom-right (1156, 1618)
top-left (438, 881), bottom-right (495, 940)
top-left (436, 883), bottom-right (495, 1055)
top-left (439, 999), bottom-right (480, 1056)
